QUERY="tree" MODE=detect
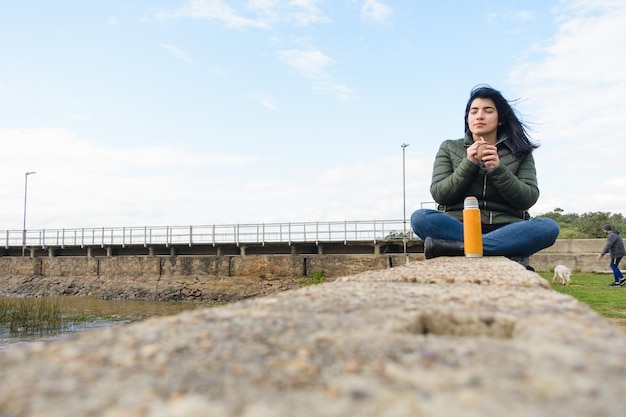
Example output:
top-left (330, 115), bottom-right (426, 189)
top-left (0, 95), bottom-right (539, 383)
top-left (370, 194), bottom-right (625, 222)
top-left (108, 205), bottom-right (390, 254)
top-left (536, 210), bottom-right (626, 239)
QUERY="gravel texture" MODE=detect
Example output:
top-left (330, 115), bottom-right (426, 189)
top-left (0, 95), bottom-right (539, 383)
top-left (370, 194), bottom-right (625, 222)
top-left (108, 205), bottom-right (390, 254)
top-left (0, 257), bottom-right (624, 417)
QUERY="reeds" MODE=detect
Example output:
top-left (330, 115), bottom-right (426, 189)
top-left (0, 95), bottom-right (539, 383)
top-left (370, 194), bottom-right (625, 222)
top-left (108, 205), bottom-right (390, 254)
top-left (0, 297), bottom-right (68, 335)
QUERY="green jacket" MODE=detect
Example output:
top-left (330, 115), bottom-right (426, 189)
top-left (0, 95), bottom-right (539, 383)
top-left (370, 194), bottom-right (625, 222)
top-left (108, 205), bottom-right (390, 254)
top-left (430, 134), bottom-right (539, 225)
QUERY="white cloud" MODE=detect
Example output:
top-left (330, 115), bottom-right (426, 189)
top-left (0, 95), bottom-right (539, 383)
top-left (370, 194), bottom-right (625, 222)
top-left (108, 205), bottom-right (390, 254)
top-left (152, 2), bottom-right (358, 101)
top-left (153, 0), bottom-right (268, 28)
top-left (310, 82), bottom-right (356, 101)
top-left (276, 48), bottom-right (333, 78)
top-left (327, 83), bottom-right (357, 101)
top-left (510, 0), bottom-right (626, 141)
top-left (0, 129), bottom-right (255, 170)
top-left (486, 10), bottom-right (534, 24)
top-left (0, 129), bottom-right (260, 229)
top-left (248, 91), bottom-right (278, 110)
top-left (153, 0), bottom-right (331, 28)
top-left (277, 48), bottom-right (356, 100)
top-left (511, 0), bottom-right (626, 215)
top-left (286, 0), bottom-right (330, 25)
top-left (246, 0), bottom-right (281, 25)
top-left (159, 44), bottom-right (194, 63)
top-left (248, 0), bottom-right (331, 25)
top-left (360, 0), bottom-right (392, 23)
top-left (247, 0), bottom-right (281, 11)
top-left (312, 154), bottom-right (434, 220)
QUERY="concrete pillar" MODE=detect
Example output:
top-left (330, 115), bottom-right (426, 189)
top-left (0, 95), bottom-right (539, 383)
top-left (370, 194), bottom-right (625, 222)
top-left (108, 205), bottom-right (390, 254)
top-left (29, 248), bottom-right (36, 258)
top-left (170, 247), bottom-right (177, 257)
top-left (216, 246), bottom-right (222, 256)
top-left (48, 248), bottom-right (55, 258)
top-left (374, 244), bottom-right (381, 255)
top-left (291, 245), bottom-right (297, 255)
top-left (148, 247), bottom-right (155, 257)
top-left (240, 245), bottom-right (246, 256)
top-left (87, 247), bottom-right (92, 258)
top-left (317, 244), bottom-right (323, 255)
top-left (106, 247), bottom-right (112, 257)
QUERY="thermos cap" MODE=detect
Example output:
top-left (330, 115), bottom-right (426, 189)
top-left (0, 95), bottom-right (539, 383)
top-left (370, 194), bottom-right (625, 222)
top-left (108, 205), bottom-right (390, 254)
top-left (464, 196), bottom-right (479, 209)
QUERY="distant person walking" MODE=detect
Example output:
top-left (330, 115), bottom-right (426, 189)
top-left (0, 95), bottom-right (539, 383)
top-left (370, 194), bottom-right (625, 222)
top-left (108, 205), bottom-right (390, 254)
top-left (597, 224), bottom-right (626, 286)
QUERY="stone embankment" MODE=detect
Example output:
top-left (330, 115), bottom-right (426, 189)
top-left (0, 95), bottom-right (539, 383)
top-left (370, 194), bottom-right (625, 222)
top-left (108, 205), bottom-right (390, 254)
top-left (1, 257), bottom-right (625, 417)
top-left (0, 238), bottom-right (614, 302)
top-left (0, 254), bottom-right (407, 301)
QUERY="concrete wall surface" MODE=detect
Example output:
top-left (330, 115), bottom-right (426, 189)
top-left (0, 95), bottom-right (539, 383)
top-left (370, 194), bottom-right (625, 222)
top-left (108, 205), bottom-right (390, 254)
top-left (530, 238), bottom-right (608, 272)
top-left (0, 257), bottom-right (624, 417)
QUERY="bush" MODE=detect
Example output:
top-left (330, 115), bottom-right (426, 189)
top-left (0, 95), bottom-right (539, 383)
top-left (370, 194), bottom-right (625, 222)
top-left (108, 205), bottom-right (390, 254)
top-left (300, 269), bottom-right (326, 286)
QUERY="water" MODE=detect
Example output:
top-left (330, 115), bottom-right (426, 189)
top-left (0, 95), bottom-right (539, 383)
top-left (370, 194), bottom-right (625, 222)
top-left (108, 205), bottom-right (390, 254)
top-left (0, 296), bottom-right (214, 350)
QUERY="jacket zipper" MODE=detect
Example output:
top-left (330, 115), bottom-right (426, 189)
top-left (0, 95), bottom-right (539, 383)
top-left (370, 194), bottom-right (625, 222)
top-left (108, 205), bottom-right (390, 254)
top-left (482, 175), bottom-right (494, 224)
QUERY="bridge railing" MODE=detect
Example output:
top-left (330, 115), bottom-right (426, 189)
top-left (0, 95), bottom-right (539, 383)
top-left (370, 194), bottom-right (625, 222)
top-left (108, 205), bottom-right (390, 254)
top-left (2, 220), bottom-right (416, 249)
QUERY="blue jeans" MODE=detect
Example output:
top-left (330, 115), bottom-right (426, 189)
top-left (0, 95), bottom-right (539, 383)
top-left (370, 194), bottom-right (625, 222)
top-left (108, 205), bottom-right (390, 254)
top-left (609, 257), bottom-right (624, 282)
top-left (410, 209), bottom-right (560, 257)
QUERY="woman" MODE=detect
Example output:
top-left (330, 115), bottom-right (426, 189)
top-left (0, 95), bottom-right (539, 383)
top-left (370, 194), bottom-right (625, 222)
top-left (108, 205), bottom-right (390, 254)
top-left (410, 85), bottom-right (559, 270)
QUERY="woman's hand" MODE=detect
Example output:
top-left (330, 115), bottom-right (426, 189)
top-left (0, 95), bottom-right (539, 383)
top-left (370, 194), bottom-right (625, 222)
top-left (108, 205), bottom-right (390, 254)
top-left (467, 141), bottom-right (488, 165)
top-left (468, 141), bottom-right (499, 168)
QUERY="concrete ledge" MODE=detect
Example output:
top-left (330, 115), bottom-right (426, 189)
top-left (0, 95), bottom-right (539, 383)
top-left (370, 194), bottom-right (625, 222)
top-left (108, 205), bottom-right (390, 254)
top-left (540, 239), bottom-right (604, 253)
top-left (0, 257), bottom-right (624, 416)
top-left (531, 238), bottom-right (608, 272)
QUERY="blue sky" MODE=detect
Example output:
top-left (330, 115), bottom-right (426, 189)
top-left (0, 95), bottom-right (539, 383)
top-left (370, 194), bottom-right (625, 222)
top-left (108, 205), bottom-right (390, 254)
top-left (1, 0), bottom-right (625, 230)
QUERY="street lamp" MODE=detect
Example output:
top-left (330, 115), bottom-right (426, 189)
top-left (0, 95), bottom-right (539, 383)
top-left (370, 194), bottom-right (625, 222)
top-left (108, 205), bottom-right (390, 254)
top-left (22, 171), bottom-right (36, 257)
top-left (401, 143), bottom-right (409, 263)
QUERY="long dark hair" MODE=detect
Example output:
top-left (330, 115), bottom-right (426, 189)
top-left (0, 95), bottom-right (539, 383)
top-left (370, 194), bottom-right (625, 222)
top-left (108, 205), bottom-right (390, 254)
top-left (464, 85), bottom-right (538, 157)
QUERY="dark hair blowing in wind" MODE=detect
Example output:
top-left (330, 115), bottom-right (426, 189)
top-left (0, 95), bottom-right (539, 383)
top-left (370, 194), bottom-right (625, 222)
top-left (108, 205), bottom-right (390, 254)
top-left (463, 85), bottom-right (538, 157)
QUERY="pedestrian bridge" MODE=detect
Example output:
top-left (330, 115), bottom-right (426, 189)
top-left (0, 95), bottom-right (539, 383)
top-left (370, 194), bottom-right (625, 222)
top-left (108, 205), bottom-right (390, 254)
top-left (2, 219), bottom-right (423, 257)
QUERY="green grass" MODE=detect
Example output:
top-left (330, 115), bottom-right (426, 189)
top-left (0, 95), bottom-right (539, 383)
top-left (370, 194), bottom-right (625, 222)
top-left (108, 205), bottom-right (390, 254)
top-left (539, 272), bottom-right (626, 326)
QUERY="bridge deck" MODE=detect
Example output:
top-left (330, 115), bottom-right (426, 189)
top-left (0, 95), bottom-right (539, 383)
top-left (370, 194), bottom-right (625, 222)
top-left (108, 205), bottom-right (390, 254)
top-left (2, 220), bottom-right (423, 257)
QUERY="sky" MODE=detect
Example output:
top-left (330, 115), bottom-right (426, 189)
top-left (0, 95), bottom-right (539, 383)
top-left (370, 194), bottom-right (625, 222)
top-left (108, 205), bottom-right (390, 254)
top-left (1, 0), bottom-right (625, 231)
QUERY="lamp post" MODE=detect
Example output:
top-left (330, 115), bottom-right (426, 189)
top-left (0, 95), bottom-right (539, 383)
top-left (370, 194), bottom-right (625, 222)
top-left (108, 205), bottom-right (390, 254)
top-left (401, 143), bottom-right (409, 263)
top-left (22, 171), bottom-right (36, 257)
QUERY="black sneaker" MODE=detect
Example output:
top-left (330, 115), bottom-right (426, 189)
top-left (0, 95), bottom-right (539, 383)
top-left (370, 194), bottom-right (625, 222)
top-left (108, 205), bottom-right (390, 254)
top-left (609, 281), bottom-right (621, 286)
top-left (619, 278), bottom-right (626, 286)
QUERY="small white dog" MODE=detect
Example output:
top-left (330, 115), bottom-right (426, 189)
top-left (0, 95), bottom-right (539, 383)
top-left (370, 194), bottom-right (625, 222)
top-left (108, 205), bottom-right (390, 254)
top-left (552, 265), bottom-right (572, 285)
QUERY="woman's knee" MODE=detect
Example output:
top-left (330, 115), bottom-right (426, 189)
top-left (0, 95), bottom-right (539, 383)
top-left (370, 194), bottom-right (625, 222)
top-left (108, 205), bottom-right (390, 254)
top-left (410, 209), bottom-right (428, 224)
top-left (410, 209), bottom-right (438, 225)
top-left (410, 209), bottom-right (435, 238)
top-left (535, 217), bottom-right (561, 239)
top-left (410, 209), bottom-right (423, 233)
